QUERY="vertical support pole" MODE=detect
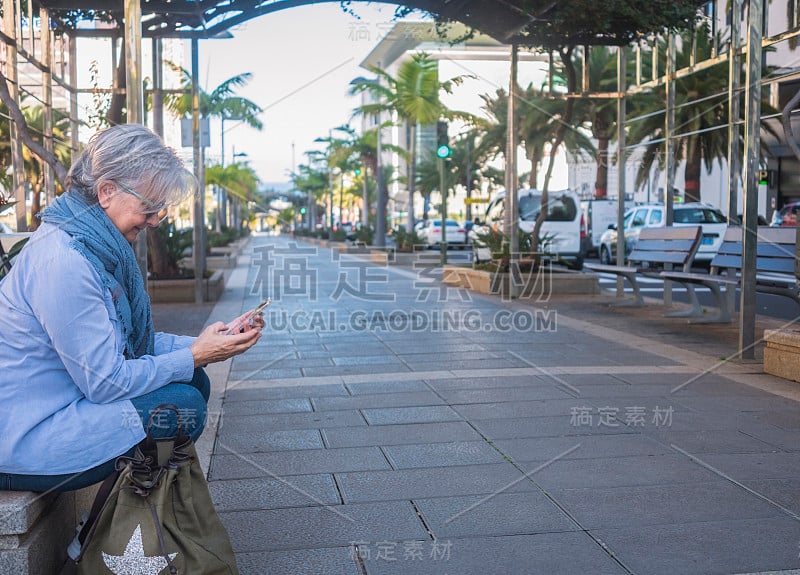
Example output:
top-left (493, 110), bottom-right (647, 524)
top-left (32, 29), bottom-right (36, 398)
top-left (124, 0), bottom-right (147, 282)
top-left (439, 157), bottom-right (447, 267)
top-left (407, 122), bottom-right (416, 234)
top-left (4, 0), bottom-right (26, 231)
top-left (505, 43), bottom-right (519, 298)
top-left (465, 136), bottom-right (472, 223)
top-left (581, 45), bottom-right (589, 93)
top-left (68, 33), bottom-right (79, 161)
top-left (616, 47), bottom-right (627, 297)
top-left (739, 0), bottom-right (764, 359)
top-left (191, 38), bottom-right (206, 304)
top-left (726, 0), bottom-right (743, 318)
top-left (664, 33), bottom-right (676, 308)
top-left (374, 61), bottom-right (385, 248)
top-left (41, 7), bottom-right (55, 205)
top-left (151, 37), bottom-right (164, 137)
top-left (727, 0), bottom-right (742, 222)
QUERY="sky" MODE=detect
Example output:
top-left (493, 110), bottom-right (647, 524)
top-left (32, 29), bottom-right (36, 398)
top-left (70, 2), bottom-right (550, 189)
top-left (197, 3), bottom-right (425, 187)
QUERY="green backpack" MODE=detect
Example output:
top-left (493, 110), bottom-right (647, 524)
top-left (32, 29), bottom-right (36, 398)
top-left (68, 406), bottom-right (239, 575)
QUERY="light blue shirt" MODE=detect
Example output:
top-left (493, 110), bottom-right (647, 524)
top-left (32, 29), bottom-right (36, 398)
top-left (0, 223), bottom-right (196, 475)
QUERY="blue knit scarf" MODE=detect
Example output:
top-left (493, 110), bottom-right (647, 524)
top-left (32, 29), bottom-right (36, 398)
top-left (39, 190), bottom-right (155, 359)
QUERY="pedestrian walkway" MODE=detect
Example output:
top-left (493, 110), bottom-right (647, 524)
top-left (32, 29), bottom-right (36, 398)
top-left (154, 232), bottom-right (800, 575)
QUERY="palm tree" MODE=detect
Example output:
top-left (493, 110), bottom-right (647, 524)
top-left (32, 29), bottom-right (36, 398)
top-left (291, 160), bottom-right (328, 231)
top-left (477, 85), bottom-right (594, 190)
top-left (349, 52), bottom-right (471, 234)
top-left (574, 46), bottom-right (620, 199)
top-left (164, 66), bottom-right (263, 227)
top-left (627, 22), bottom-right (777, 203)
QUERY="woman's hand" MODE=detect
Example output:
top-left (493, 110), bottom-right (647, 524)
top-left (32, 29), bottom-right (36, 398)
top-left (189, 321), bottom-right (262, 368)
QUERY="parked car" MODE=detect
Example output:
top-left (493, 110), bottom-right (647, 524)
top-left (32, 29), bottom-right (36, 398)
top-left (471, 188), bottom-right (586, 270)
top-left (599, 202), bottom-right (729, 264)
top-left (580, 198), bottom-right (634, 256)
top-left (770, 201), bottom-right (800, 227)
top-left (418, 219), bottom-right (467, 248)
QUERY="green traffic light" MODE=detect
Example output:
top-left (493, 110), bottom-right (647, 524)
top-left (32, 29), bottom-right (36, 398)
top-left (436, 145), bottom-right (451, 159)
top-left (300, 207), bottom-right (306, 215)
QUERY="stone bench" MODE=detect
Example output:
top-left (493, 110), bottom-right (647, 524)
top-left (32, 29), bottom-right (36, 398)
top-left (0, 486), bottom-right (98, 574)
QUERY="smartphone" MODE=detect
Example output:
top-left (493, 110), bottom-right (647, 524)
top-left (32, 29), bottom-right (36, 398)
top-left (225, 297), bottom-right (271, 334)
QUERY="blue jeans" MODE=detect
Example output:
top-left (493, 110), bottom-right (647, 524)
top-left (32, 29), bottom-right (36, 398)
top-left (0, 368), bottom-right (210, 493)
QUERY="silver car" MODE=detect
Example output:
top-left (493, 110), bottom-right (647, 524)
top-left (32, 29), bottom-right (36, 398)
top-left (599, 202), bottom-right (729, 264)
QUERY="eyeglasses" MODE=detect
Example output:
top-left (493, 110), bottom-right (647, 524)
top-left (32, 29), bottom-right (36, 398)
top-left (115, 181), bottom-right (169, 224)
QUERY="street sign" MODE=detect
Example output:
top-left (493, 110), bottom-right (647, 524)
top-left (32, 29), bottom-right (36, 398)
top-left (464, 197), bottom-right (489, 204)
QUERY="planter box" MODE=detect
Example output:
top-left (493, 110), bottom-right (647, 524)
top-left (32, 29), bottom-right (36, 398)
top-left (764, 329), bottom-right (800, 382)
top-left (148, 269), bottom-right (225, 303)
top-left (443, 265), bottom-right (599, 299)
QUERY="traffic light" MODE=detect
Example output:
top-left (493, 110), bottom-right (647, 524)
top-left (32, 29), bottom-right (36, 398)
top-left (300, 207), bottom-right (306, 215)
top-left (354, 168), bottom-right (361, 176)
top-left (436, 121), bottom-right (451, 159)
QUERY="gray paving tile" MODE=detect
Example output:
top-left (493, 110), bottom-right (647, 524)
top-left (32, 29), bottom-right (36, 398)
top-left (336, 464), bottom-right (538, 503)
top-left (453, 398), bottom-right (594, 420)
top-left (236, 548), bottom-right (361, 575)
top-left (231, 357), bottom-right (334, 370)
top-left (209, 475), bottom-right (339, 511)
top-left (228, 368), bottom-right (304, 380)
top-left (564, 383), bottom-right (675, 398)
top-left (210, 446), bottom-right (391, 479)
top-left (346, 380), bottom-right (430, 395)
top-left (647, 429), bottom-right (781, 455)
top-left (550, 481), bottom-right (783, 529)
top-left (323, 422), bottom-right (483, 448)
top-left (311, 391), bottom-right (444, 411)
top-left (493, 433), bottom-right (669, 463)
top-left (382, 441), bottom-right (505, 469)
top-left (591, 517), bottom-right (800, 575)
top-left (219, 410), bottom-right (366, 434)
top-left (751, 411), bottom-right (800, 430)
top-left (698, 453), bottom-right (800, 480)
top-left (332, 355), bottom-right (404, 366)
top-left (437, 385), bottom-right (574, 403)
top-left (739, 425), bottom-right (800, 451)
top-left (361, 406), bottom-right (462, 425)
top-left (220, 501), bottom-right (429, 552)
top-left (522, 454), bottom-right (723, 489)
top-left (410, 358), bottom-right (528, 371)
top-left (225, 384), bottom-right (349, 401)
top-left (472, 415), bottom-right (638, 440)
top-left (214, 429), bottom-right (324, 453)
top-left (303, 364), bottom-right (411, 377)
top-left (361, 532), bottom-right (627, 575)
top-left (425, 375), bottom-right (549, 391)
top-left (414, 492), bottom-right (577, 538)
top-left (675, 395), bottom-right (800, 413)
top-left (741, 479), bottom-right (800, 515)
top-left (222, 398), bottom-right (312, 416)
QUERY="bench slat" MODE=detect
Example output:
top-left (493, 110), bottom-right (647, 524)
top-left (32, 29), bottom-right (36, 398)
top-left (630, 251), bottom-right (697, 266)
top-left (631, 238), bottom-right (700, 252)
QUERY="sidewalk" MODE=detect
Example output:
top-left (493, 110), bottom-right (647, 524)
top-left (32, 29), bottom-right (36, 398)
top-left (152, 232), bottom-right (800, 575)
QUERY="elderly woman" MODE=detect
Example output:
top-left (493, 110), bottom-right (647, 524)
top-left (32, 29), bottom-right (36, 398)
top-left (0, 124), bottom-right (262, 492)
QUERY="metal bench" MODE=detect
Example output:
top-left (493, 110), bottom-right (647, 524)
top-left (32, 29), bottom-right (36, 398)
top-left (661, 226), bottom-right (799, 323)
top-left (585, 226), bottom-right (703, 309)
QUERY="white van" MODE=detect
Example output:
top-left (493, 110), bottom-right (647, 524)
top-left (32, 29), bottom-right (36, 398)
top-left (471, 189), bottom-right (586, 270)
top-left (580, 199), bottom-right (633, 256)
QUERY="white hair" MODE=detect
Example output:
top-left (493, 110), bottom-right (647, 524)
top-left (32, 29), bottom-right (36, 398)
top-left (66, 123), bottom-right (195, 207)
